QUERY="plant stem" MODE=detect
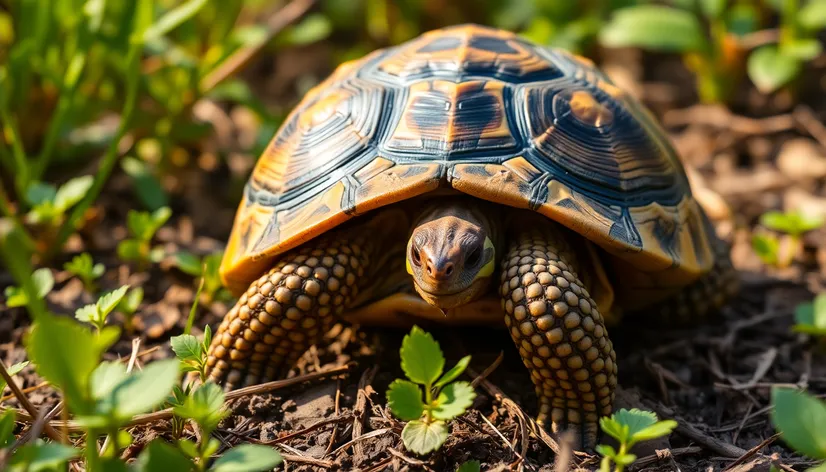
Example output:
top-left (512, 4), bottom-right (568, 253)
top-left (86, 428), bottom-right (100, 471)
top-left (781, 0), bottom-right (799, 50)
top-left (616, 443), bottom-right (628, 472)
top-left (424, 382), bottom-right (433, 423)
top-left (0, 219), bottom-right (46, 321)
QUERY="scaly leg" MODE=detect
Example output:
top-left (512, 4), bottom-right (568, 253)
top-left (204, 230), bottom-right (375, 389)
top-left (500, 221), bottom-right (617, 448)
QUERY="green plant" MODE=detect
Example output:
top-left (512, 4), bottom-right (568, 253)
top-left (597, 409), bottom-right (678, 472)
top-left (600, 1), bottom-right (756, 103)
top-left (0, 361), bottom-right (29, 399)
top-left (748, 0), bottom-right (826, 93)
top-left (386, 326), bottom-right (476, 455)
top-left (457, 460), bottom-right (482, 472)
top-left (794, 294), bottom-right (826, 338)
top-left (171, 326), bottom-right (212, 384)
top-left (174, 250), bottom-right (231, 302)
top-left (24, 176), bottom-right (93, 229)
top-left (3, 267), bottom-right (53, 309)
top-left (64, 252), bottom-right (105, 292)
top-left (771, 388), bottom-right (826, 471)
top-left (75, 285), bottom-right (130, 332)
top-left (117, 206), bottom-right (172, 267)
top-left (753, 210), bottom-right (824, 268)
top-left (117, 286), bottom-right (145, 334)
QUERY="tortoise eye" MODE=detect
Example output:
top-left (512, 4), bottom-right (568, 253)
top-left (411, 246), bottom-right (422, 266)
top-left (465, 246), bottom-right (482, 268)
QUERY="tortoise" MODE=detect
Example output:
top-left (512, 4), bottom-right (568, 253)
top-left (204, 24), bottom-right (738, 447)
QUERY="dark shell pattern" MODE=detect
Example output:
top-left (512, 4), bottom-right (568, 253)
top-left (221, 24), bottom-right (714, 296)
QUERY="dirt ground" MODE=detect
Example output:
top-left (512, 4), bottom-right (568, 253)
top-left (3, 41), bottom-right (826, 471)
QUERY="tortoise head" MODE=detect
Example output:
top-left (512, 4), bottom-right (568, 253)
top-left (406, 199), bottom-right (497, 310)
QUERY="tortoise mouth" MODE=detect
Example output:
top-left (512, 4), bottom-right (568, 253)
top-left (413, 277), bottom-right (491, 310)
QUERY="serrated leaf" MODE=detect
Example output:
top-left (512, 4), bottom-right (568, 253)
top-left (174, 382), bottom-right (227, 434)
top-left (0, 361), bottom-right (27, 395)
top-left (0, 410), bottom-right (15, 447)
top-left (174, 251), bottom-right (203, 276)
top-left (748, 46), bottom-right (801, 94)
top-left (457, 460), bottom-right (481, 472)
top-left (614, 453), bottom-right (638, 466)
top-left (400, 326), bottom-right (445, 385)
top-left (612, 409), bottom-right (659, 437)
top-left (54, 176), bottom-right (94, 212)
top-left (171, 334), bottom-right (203, 362)
top-left (600, 6), bottom-right (706, 52)
top-left (134, 439), bottom-right (194, 472)
top-left (771, 388), bottom-right (826, 459)
top-left (387, 379), bottom-right (425, 421)
top-left (599, 416), bottom-right (630, 444)
top-left (630, 420), bottom-right (678, 444)
top-left (211, 444), bottom-right (284, 472)
top-left (432, 381), bottom-right (476, 420)
top-left (8, 441), bottom-right (80, 472)
top-left (401, 419), bottom-right (448, 455)
top-left (434, 355), bottom-right (471, 388)
top-left (98, 286), bottom-right (130, 318)
top-left (75, 304), bottom-right (99, 323)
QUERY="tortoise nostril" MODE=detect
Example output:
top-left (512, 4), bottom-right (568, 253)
top-left (444, 263), bottom-right (454, 276)
top-left (411, 246), bottom-right (422, 266)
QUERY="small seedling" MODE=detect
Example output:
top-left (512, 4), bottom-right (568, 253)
top-left (771, 388), bottom-right (826, 470)
top-left (116, 286), bottom-right (144, 334)
top-left (171, 326), bottom-right (212, 384)
top-left (4, 268), bottom-right (53, 308)
top-left (75, 285), bottom-right (130, 332)
top-left (457, 460), bottom-right (481, 472)
top-left (748, 0), bottom-right (826, 93)
top-left (24, 176), bottom-right (94, 227)
top-left (0, 361), bottom-right (29, 399)
top-left (597, 409), bottom-right (678, 472)
top-left (386, 326), bottom-right (476, 455)
top-left (794, 294), bottom-right (826, 338)
top-left (753, 210), bottom-right (824, 268)
top-left (117, 207), bottom-right (171, 267)
top-left (64, 253), bottom-right (105, 292)
top-left (174, 250), bottom-right (231, 303)
top-left (172, 382), bottom-right (283, 471)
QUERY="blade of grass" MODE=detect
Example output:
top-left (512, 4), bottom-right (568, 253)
top-left (0, 219), bottom-right (45, 320)
top-left (0, 69), bottom-right (30, 196)
top-left (184, 276), bottom-right (205, 335)
top-left (50, 0), bottom-right (154, 258)
top-left (143, 0), bottom-right (209, 42)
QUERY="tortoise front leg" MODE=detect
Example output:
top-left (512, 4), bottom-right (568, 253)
top-left (500, 222), bottom-right (617, 448)
top-left (205, 230), bottom-right (374, 389)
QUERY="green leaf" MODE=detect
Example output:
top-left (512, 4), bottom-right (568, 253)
top-left (4, 286), bottom-right (27, 307)
top-left (799, 0), bottom-right (826, 30)
top-left (8, 441), bottom-right (80, 472)
top-left (175, 251), bottom-right (203, 276)
top-left (806, 463), bottom-right (826, 472)
top-left (400, 326), bottom-right (445, 385)
top-left (98, 286), bottom-right (130, 317)
top-left (599, 416), bottom-right (629, 444)
top-left (90, 361), bottom-right (128, 401)
top-left (700, 0), bottom-right (726, 18)
top-left (432, 381), bottom-right (476, 421)
top-left (456, 460), bottom-right (481, 472)
top-left (760, 210), bottom-right (825, 236)
top-left (144, 0), bottom-right (209, 42)
top-left (0, 361), bottom-right (29, 394)
top-left (211, 444), bottom-right (284, 472)
top-left (121, 157), bottom-right (168, 211)
top-left (178, 438), bottom-right (199, 459)
top-left (401, 419), bottom-right (449, 455)
top-left (748, 46), bottom-right (802, 94)
top-left (134, 439), bottom-right (194, 472)
top-left (64, 253), bottom-right (105, 283)
top-left (595, 444), bottom-right (618, 458)
top-left (109, 359), bottom-right (179, 420)
top-left (785, 39), bottom-right (823, 61)
top-left (54, 176), bottom-right (94, 213)
top-left (284, 14), bottom-right (332, 45)
top-left (174, 382), bottom-right (227, 434)
top-left (387, 379), bottom-right (425, 421)
top-left (614, 453), bottom-right (638, 466)
top-left (75, 304), bottom-right (99, 324)
top-left (612, 409), bottom-right (658, 438)
top-left (751, 233), bottom-right (779, 265)
top-left (771, 388), bottom-right (826, 459)
top-left (434, 355), bottom-right (471, 388)
top-left (118, 287), bottom-right (144, 315)
top-left (25, 183), bottom-right (57, 207)
top-left (171, 334), bottom-right (203, 362)
top-left (630, 420), bottom-right (678, 444)
top-left (0, 409), bottom-right (16, 447)
top-left (600, 6), bottom-right (706, 52)
top-left (27, 314), bottom-right (104, 414)
top-left (794, 294), bottom-right (826, 332)
top-left (117, 239), bottom-right (144, 262)
top-left (32, 268), bottom-right (54, 298)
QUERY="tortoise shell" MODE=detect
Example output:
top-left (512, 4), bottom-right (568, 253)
top-left (220, 24), bottom-right (714, 301)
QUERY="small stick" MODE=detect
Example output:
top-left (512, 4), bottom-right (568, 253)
top-left (352, 365), bottom-right (378, 457)
top-left (387, 448), bottom-right (434, 471)
top-left (331, 428), bottom-right (393, 456)
top-left (480, 412), bottom-right (523, 463)
top-left (721, 433), bottom-right (780, 472)
top-left (470, 351), bottom-right (503, 389)
top-left (101, 338), bottom-right (142, 455)
top-left (629, 447), bottom-right (703, 470)
top-left (324, 379), bottom-right (342, 455)
top-left (219, 414), bottom-right (353, 445)
top-left (0, 361), bottom-right (63, 442)
top-left (0, 381), bottom-right (50, 403)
